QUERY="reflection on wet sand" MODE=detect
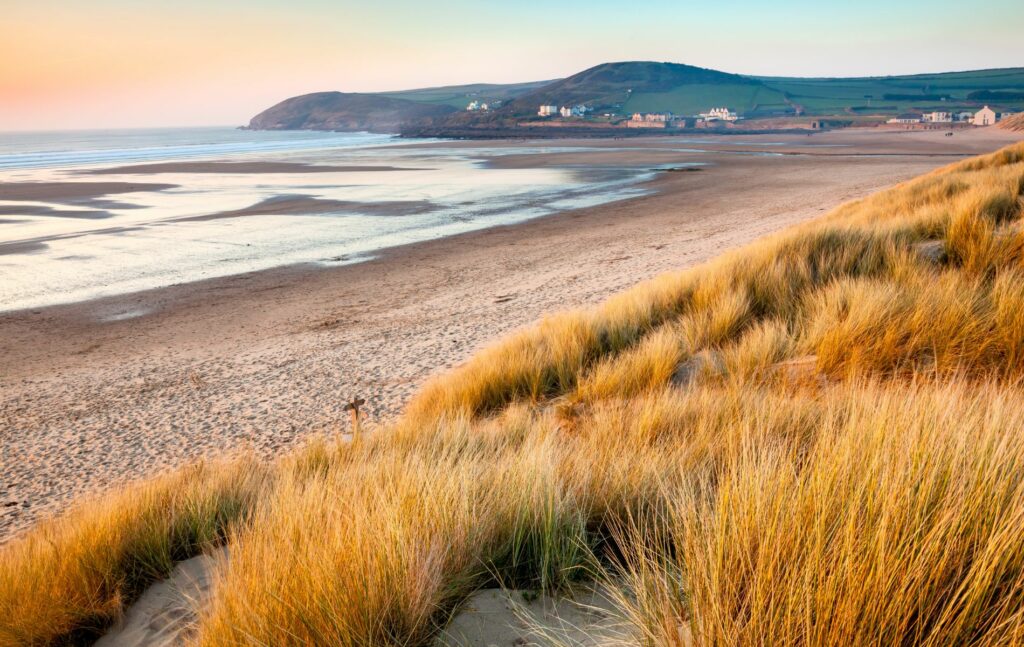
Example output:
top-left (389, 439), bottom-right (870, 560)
top-left (176, 195), bottom-right (439, 222)
top-left (82, 160), bottom-right (424, 175)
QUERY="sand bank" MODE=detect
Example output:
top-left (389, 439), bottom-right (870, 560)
top-left (0, 181), bottom-right (176, 203)
top-left (177, 194), bottom-right (439, 222)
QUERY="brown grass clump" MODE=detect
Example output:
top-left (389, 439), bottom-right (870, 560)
top-left (1, 142), bottom-right (1024, 646)
top-left (0, 458), bottom-right (265, 645)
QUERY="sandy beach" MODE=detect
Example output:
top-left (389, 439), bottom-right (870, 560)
top-left (1, 127), bottom-right (1020, 540)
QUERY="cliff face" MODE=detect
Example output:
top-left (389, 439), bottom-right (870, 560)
top-left (247, 92), bottom-right (458, 132)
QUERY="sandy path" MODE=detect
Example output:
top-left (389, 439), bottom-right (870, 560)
top-left (1, 129), bottom-right (1018, 541)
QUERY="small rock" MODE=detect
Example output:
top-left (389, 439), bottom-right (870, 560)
top-left (913, 240), bottom-right (944, 264)
top-left (671, 350), bottom-right (720, 387)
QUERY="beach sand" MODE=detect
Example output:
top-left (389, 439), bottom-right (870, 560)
top-left (0, 181), bottom-right (177, 203)
top-left (1, 128), bottom-right (1020, 541)
top-left (81, 160), bottom-right (420, 174)
top-left (175, 195), bottom-right (439, 222)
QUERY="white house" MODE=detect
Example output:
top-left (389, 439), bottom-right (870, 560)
top-left (466, 101), bottom-right (480, 111)
top-left (632, 112), bottom-right (672, 122)
top-left (538, 105), bottom-right (558, 117)
top-left (887, 114), bottom-right (922, 124)
top-left (923, 111), bottom-right (952, 123)
top-left (701, 107), bottom-right (738, 122)
top-left (973, 106), bottom-right (997, 126)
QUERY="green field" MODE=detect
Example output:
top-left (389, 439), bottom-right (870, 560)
top-left (757, 68), bottom-right (1024, 115)
top-left (622, 68), bottom-right (1024, 117)
top-left (379, 66), bottom-right (1024, 120)
top-left (377, 80), bottom-right (556, 109)
top-left (624, 83), bottom-right (790, 116)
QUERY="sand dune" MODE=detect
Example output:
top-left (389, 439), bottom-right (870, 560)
top-left (1, 128), bottom-right (1020, 541)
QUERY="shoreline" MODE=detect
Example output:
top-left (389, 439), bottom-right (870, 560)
top-left (2, 128), bottom-right (1020, 541)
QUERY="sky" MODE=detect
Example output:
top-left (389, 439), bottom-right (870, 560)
top-left (2, 0), bottom-right (1022, 131)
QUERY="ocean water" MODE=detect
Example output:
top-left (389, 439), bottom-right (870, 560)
top-left (0, 127), bottom-right (657, 312)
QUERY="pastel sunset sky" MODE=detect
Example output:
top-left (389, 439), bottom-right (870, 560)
top-left (2, 0), bottom-right (1022, 131)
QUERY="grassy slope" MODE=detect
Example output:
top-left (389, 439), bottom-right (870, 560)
top-left (3, 143), bottom-right (1024, 645)
top-left (249, 66), bottom-right (1024, 129)
top-left (624, 83), bottom-right (789, 115)
top-left (501, 62), bottom-right (764, 117)
top-left (377, 80), bottom-right (558, 109)
top-left (757, 68), bottom-right (1024, 115)
top-left (408, 66), bottom-right (1024, 116)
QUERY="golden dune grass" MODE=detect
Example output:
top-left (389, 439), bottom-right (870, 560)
top-left (1, 143), bottom-right (1023, 646)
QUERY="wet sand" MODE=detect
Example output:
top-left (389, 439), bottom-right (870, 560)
top-left (1, 128), bottom-right (1020, 540)
top-left (177, 195), bottom-right (439, 222)
top-left (0, 181), bottom-right (177, 203)
top-left (83, 161), bottom-right (420, 174)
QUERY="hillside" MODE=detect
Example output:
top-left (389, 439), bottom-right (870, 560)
top-left (246, 91), bottom-right (458, 132)
top-left (758, 67), bottom-right (1024, 115)
top-left (247, 79), bottom-right (552, 132)
top-left (500, 61), bottom-right (768, 116)
top-left (3, 143), bottom-right (1024, 645)
top-left (248, 63), bottom-right (1024, 134)
top-left (376, 79), bottom-right (559, 109)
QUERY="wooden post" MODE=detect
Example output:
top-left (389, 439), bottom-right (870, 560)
top-left (343, 397), bottom-right (365, 441)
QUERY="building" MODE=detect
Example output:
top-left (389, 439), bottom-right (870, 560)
top-left (538, 105), bottom-right (558, 117)
top-left (1001, 111), bottom-right (1017, 121)
top-left (973, 106), bottom-right (997, 126)
top-left (956, 111), bottom-right (974, 122)
top-left (626, 112), bottom-right (676, 128)
top-left (626, 120), bottom-right (667, 129)
top-left (887, 115), bottom-right (922, 124)
top-left (701, 107), bottom-right (738, 122)
top-left (466, 100), bottom-right (487, 112)
top-left (923, 111), bottom-right (952, 123)
top-left (631, 112), bottom-right (672, 123)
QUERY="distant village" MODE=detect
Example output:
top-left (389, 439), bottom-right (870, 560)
top-left (885, 106), bottom-right (1015, 127)
top-left (463, 98), bottom-right (1016, 131)
top-left (535, 104), bottom-right (737, 128)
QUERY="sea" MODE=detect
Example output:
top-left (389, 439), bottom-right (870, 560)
top-left (0, 127), bottom-right (660, 312)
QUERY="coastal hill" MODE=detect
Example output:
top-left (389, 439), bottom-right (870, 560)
top-left (376, 79), bottom-right (558, 109)
top-left (248, 62), bottom-right (1024, 134)
top-left (498, 61), bottom-right (768, 116)
top-left (247, 80), bottom-right (553, 132)
top-left (247, 92), bottom-right (459, 132)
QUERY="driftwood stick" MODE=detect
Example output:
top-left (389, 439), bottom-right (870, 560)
top-left (343, 396), bottom-right (366, 440)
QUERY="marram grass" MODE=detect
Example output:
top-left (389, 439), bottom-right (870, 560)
top-left (1, 143), bottom-right (1023, 646)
